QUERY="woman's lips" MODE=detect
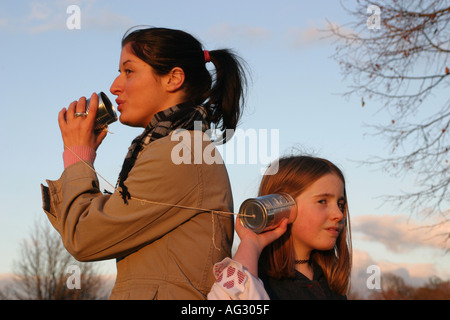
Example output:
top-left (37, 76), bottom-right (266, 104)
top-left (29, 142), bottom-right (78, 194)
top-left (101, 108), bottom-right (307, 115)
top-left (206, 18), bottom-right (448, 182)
top-left (115, 99), bottom-right (125, 111)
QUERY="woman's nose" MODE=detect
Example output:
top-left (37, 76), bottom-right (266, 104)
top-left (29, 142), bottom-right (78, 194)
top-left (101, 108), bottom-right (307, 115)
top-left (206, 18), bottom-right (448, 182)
top-left (110, 74), bottom-right (123, 96)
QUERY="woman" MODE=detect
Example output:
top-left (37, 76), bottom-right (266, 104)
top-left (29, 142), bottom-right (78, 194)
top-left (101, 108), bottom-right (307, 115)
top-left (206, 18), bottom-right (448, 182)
top-left (41, 27), bottom-right (248, 299)
top-left (208, 155), bottom-right (352, 299)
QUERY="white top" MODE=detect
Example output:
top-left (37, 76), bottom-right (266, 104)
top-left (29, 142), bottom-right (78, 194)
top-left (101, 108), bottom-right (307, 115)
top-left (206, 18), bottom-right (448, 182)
top-left (207, 257), bottom-right (270, 300)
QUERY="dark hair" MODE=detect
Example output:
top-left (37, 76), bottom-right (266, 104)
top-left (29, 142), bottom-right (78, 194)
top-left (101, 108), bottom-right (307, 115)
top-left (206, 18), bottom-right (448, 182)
top-left (258, 155), bottom-right (352, 296)
top-left (121, 27), bottom-right (248, 143)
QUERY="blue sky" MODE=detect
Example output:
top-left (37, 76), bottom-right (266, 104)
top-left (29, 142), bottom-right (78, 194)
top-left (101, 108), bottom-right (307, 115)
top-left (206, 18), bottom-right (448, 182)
top-left (1, 0), bottom-right (448, 295)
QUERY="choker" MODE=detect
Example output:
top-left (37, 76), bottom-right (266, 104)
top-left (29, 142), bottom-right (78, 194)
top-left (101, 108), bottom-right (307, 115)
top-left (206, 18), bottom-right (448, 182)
top-left (294, 259), bottom-right (310, 264)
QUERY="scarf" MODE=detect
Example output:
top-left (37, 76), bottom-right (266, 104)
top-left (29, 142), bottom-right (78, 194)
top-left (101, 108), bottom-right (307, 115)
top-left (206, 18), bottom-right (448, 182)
top-left (116, 102), bottom-right (210, 204)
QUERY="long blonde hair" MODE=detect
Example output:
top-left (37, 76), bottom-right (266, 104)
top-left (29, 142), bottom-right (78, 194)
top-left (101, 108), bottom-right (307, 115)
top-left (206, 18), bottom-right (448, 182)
top-left (258, 155), bottom-right (352, 296)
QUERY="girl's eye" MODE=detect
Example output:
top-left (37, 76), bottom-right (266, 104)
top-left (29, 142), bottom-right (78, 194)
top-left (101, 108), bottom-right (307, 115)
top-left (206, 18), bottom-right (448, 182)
top-left (318, 199), bottom-right (327, 205)
top-left (125, 69), bottom-right (132, 75)
top-left (338, 201), bottom-right (346, 212)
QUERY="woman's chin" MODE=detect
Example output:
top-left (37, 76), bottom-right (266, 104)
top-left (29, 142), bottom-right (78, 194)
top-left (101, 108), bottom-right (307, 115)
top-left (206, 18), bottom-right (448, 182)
top-left (119, 115), bottom-right (138, 127)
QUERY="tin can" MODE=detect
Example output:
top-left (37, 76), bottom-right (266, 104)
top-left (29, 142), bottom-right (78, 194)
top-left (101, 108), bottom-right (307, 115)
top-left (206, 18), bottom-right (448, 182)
top-left (238, 193), bottom-right (297, 233)
top-left (86, 92), bottom-right (117, 131)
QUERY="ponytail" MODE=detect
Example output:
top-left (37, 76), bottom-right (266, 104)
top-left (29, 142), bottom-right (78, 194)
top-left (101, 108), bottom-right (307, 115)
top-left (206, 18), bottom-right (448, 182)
top-left (121, 27), bottom-right (248, 143)
top-left (206, 49), bottom-right (248, 143)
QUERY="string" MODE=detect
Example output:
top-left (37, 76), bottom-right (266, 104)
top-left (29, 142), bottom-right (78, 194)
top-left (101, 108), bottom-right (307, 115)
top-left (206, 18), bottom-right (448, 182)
top-left (64, 144), bottom-right (255, 218)
top-left (64, 144), bottom-right (256, 251)
top-left (63, 144), bottom-right (256, 219)
top-left (64, 144), bottom-right (117, 191)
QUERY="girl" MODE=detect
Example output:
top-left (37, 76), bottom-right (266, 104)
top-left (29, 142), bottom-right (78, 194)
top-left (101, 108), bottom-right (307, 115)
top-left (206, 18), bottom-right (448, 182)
top-left (208, 155), bottom-right (352, 299)
top-left (41, 27), bottom-right (248, 299)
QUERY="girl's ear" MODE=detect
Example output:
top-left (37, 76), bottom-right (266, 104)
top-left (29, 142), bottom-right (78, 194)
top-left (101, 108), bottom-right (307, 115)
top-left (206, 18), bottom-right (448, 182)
top-left (165, 67), bottom-right (185, 92)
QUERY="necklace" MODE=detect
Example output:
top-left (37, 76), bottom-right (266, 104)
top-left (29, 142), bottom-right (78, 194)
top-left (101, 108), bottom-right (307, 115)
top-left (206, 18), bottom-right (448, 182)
top-left (294, 259), bottom-right (310, 264)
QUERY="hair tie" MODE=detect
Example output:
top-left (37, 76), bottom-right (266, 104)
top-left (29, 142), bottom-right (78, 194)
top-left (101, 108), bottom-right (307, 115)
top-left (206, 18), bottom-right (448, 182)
top-left (203, 50), bottom-right (211, 63)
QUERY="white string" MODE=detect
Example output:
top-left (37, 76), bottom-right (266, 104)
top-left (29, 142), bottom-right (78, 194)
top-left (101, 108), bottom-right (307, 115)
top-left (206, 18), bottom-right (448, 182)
top-left (63, 144), bottom-right (252, 217)
top-left (64, 144), bottom-right (117, 191)
top-left (64, 145), bottom-right (254, 250)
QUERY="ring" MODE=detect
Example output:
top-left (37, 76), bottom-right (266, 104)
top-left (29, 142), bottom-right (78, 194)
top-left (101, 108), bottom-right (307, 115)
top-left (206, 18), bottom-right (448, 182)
top-left (74, 112), bottom-right (88, 118)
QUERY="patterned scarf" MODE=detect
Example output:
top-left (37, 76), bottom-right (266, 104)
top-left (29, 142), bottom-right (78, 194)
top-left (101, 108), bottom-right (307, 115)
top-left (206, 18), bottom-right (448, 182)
top-left (116, 102), bottom-right (210, 204)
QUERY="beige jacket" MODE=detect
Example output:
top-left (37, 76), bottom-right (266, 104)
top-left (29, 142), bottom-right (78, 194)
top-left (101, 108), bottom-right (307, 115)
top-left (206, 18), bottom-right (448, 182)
top-left (41, 132), bottom-right (234, 299)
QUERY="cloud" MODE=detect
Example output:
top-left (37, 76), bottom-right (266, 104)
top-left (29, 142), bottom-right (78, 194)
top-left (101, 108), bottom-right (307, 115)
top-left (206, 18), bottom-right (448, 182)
top-left (206, 23), bottom-right (271, 46)
top-left (283, 21), bottom-right (356, 50)
top-left (204, 21), bottom-right (357, 51)
top-left (0, 2), bottom-right (67, 34)
top-left (30, 2), bottom-right (53, 20)
top-left (285, 26), bottom-right (323, 49)
top-left (350, 249), bottom-right (442, 297)
top-left (352, 214), bottom-right (450, 253)
top-left (1, 1), bottom-right (134, 34)
top-left (82, 7), bottom-right (135, 31)
top-left (376, 260), bottom-right (438, 282)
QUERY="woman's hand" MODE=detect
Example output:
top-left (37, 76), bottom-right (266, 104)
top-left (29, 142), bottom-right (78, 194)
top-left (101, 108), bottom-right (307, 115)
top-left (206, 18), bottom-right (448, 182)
top-left (58, 93), bottom-right (107, 150)
top-left (232, 217), bottom-right (288, 277)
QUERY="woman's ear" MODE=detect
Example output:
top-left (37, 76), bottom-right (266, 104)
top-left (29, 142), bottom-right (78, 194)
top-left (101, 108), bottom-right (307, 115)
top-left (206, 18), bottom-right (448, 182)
top-left (165, 67), bottom-right (185, 92)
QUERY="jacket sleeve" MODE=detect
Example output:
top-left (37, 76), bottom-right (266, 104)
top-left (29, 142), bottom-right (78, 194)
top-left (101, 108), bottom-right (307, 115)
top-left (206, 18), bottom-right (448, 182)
top-left (207, 258), bottom-right (270, 300)
top-left (41, 136), bottom-right (206, 262)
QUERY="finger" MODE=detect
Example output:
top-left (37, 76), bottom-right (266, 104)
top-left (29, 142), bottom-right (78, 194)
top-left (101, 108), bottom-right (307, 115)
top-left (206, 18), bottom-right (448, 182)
top-left (76, 96), bottom-right (87, 114)
top-left (67, 101), bottom-right (77, 119)
top-left (95, 128), bottom-right (108, 147)
top-left (235, 216), bottom-right (260, 242)
top-left (235, 216), bottom-right (248, 235)
top-left (87, 93), bottom-right (99, 120)
top-left (89, 92), bottom-right (99, 109)
top-left (254, 219), bottom-right (288, 247)
top-left (58, 108), bottom-right (67, 130)
top-left (264, 219), bottom-right (288, 241)
top-left (82, 93), bottom-right (98, 132)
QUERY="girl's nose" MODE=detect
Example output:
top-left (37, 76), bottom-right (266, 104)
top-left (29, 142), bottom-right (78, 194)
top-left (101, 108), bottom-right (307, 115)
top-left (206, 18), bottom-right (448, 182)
top-left (332, 204), bottom-right (344, 222)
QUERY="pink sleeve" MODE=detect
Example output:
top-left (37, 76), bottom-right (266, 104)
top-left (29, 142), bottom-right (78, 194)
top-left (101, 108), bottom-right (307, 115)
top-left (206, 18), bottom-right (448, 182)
top-left (63, 146), bottom-right (96, 169)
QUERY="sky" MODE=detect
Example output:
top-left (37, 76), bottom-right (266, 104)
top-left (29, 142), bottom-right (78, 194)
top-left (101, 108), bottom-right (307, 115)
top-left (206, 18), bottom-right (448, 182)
top-left (0, 0), bottom-right (449, 297)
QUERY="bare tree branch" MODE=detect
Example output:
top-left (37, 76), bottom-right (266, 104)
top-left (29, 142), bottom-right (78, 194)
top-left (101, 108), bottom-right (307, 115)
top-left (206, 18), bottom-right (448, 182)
top-left (327, 0), bottom-right (450, 246)
top-left (2, 218), bottom-right (111, 300)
